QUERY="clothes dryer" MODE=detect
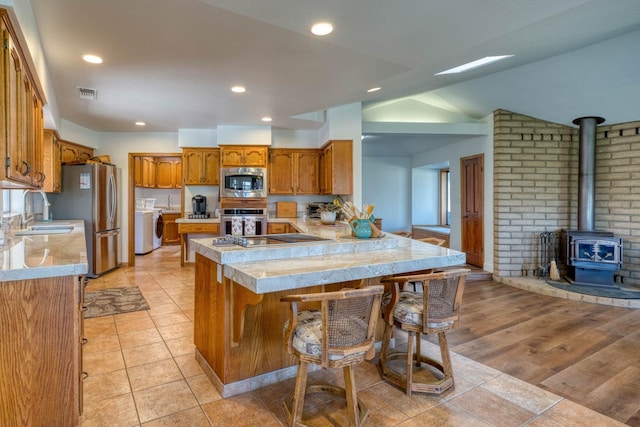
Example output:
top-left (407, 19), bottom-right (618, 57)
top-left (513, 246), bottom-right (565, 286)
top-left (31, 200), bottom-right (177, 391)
top-left (152, 208), bottom-right (163, 249)
top-left (135, 210), bottom-right (153, 254)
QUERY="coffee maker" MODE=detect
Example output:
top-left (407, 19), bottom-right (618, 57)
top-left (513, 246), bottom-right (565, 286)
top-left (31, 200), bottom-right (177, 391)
top-left (192, 195), bottom-right (207, 215)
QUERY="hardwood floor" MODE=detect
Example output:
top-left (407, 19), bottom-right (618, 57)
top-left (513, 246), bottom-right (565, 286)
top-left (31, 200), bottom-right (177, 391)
top-left (434, 279), bottom-right (640, 425)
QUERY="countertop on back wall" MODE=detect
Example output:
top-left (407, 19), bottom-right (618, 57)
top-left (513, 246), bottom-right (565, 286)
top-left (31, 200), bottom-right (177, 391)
top-left (0, 220), bottom-right (88, 281)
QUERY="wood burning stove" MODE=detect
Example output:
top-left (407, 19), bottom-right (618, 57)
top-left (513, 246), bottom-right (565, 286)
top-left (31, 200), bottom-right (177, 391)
top-left (562, 230), bottom-right (623, 287)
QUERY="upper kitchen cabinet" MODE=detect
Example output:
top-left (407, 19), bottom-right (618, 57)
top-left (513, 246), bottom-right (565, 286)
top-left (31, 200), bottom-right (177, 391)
top-left (59, 140), bottom-right (94, 164)
top-left (155, 156), bottom-right (182, 189)
top-left (320, 140), bottom-right (353, 195)
top-left (1, 10), bottom-right (45, 188)
top-left (268, 149), bottom-right (320, 195)
top-left (220, 145), bottom-right (268, 167)
top-left (183, 148), bottom-right (220, 185)
top-left (141, 156), bottom-right (156, 188)
top-left (42, 129), bottom-right (62, 192)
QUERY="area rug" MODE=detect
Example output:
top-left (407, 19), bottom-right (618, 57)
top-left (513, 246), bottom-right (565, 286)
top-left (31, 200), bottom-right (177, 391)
top-left (84, 287), bottom-right (150, 318)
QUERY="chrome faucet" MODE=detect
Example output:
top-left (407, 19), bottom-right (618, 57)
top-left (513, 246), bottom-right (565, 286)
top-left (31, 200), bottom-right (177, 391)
top-left (22, 189), bottom-right (51, 226)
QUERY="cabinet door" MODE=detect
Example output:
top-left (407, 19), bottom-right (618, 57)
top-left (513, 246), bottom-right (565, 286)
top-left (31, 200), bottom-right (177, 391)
top-left (268, 150), bottom-right (294, 194)
top-left (243, 146), bottom-right (268, 166)
top-left (174, 159), bottom-right (182, 188)
top-left (296, 151), bottom-right (320, 194)
top-left (202, 149), bottom-right (220, 185)
top-left (162, 213), bottom-right (181, 244)
top-left (31, 92), bottom-right (45, 187)
top-left (42, 129), bottom-right (62, 192)
top-left (182, 149), bottom-right (203, 185)
top-left (155, 157), bottom-right (175, 189)
top-left (142, 157), bottom-right (156, 188)
top-left (320, 140), bottom-right (353, 195)
top-left (133, 156), bottom-right (143, 187)
top-left (220, 147), bottom-right (244, 167)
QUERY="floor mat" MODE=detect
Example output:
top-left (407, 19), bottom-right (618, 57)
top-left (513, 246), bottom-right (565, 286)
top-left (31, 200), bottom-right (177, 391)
top-left (84, 287), bottom-right (150, 318)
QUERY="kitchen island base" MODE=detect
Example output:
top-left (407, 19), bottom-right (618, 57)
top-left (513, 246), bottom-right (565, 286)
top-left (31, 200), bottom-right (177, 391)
top-left (193, 253), bottom-right (363, 397)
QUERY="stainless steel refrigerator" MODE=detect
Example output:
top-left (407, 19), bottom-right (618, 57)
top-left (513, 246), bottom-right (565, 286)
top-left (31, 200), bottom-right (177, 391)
top-left (49, 163), bottom-right (120, 277)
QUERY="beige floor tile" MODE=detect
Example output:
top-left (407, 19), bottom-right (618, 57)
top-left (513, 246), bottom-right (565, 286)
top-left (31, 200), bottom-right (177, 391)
top-left (141, 407), bottom-right (211, 427)
top-left (357, 386), bottom-right (411, 426)
top-left (127, 358), bottom-right (184, 391)
top-left (147, 301), bottom-right (182, 316)
top-left (84, 349), bottom-right (126, 376)
top-left (165, 336), bottom-right (195, 357)
top-left (133, 379), bottom-right (200, 423)
top-left (449, 387), bottom-right (536, 425)
top-left (83, 316), bottom-right (117, 337)
top-left (187, 374), bottom-right (223, 405)
top-left (83, 369), bottom-right (131, 403)
top-left (122, 341), bottom-right (173, 368)
top-left (541, 399), bottom-right (629, 427)
top-left (151, 311), bottom-right (191, 327)
top-left (84, 334), bottom-right (121, 354)
top-left (480, 373), bottom-right (562, 414)
top-left (115, 316), bottom-right (157, 335)
top-left (118, 327), bottom-right (164, 349)
top-left (174, 353), bottom-right (206, 378)
top-left (80, 392), bottom-right (139, 427)
top-left (410, 401), bottom-right (492, 426)
top-left (201, 394), bottom-right (281, 427)
top-left (157, 321), bottom-right (193, 341)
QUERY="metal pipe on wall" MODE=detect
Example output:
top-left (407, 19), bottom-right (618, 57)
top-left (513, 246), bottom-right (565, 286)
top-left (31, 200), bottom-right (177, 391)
top-left (572, 116), bottom-right (604, 231)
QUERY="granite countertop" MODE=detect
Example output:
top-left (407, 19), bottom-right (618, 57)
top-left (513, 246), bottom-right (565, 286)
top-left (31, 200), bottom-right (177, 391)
top-left (191, 219), bottom-right (466, 294)
top-left (0, 220), bottom-right (88, 281)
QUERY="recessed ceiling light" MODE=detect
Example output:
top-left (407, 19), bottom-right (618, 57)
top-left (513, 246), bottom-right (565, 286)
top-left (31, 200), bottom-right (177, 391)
top-left (82, 54), bottom-right (103, 64)
top-left (261, 117), bottom-right (272, 122)
top-left (231, 86), bottom-right (246, 93)
top-left (135, 121), bottom-right (146, 126)
top-left (311, 22), bottom-right (333, 36)
top-left (367, 87), bottom-right (381, 93)
top-left (435, 55), bottom-right (514, 75)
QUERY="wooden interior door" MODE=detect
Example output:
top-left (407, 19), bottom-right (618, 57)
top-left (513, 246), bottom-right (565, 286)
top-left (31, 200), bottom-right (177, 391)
top-left (461, 155), bottom-right (484, 267)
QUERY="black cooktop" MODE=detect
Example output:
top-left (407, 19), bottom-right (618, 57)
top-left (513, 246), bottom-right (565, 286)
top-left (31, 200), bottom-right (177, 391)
top-left (213, 234), bottom-right (329, 247)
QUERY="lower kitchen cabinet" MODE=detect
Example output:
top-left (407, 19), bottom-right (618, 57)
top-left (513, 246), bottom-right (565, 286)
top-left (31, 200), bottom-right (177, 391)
top-left (0, 274), bottom-right (84, 425)
top-left (162, 213), bottom-right (181, 244)
top-left (178, 222), bottom-right (220, 266)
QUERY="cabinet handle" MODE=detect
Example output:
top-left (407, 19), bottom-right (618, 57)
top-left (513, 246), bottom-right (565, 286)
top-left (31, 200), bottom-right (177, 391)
top-left (82, 372), bottom-right (89, 380)
top-left (81, 337), bottom-right (88, 345)
top-left (20, 161), bottom-right (31, 176)
top-left (37, 171), bottom-right (45, 183)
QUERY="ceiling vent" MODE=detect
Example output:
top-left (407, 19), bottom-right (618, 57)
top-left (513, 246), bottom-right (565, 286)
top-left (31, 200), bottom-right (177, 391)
top-left (77, 87), bottom-right (98, 100)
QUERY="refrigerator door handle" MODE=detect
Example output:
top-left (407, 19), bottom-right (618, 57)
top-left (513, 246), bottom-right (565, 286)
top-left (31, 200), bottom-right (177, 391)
top-left (108, 170), bottom-right (117, 225)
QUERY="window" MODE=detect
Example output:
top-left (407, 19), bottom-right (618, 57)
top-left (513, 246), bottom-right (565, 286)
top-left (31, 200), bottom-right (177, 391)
top-left (439, 169), bottom-right (450, 226)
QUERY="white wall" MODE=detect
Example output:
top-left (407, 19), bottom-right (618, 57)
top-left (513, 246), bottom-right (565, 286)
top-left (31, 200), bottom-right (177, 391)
top-left (362, 157), bottom-right (411, 232)
top-left (411, 167), bottom-right (440, 225)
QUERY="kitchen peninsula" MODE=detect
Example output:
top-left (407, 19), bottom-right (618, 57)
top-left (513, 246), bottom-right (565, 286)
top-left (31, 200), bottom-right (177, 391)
top-left (190, 220), bottom-right (466, 397)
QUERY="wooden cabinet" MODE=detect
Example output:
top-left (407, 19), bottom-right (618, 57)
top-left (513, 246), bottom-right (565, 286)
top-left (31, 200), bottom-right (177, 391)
top-left (133, 156), bottom-right (143, 187)
top-left (0, 274), bottom-right (84, 425)
top-left (42, 129), bottom-right (62, 192)
top-left (268, 149), bottom-right (320, 195)
top-left (155, 157), bottom-right (182, 189)
top-left (320, 140), bottom-right (353, 195)
top-left (1, 11), bottom-right (45, 188)
top-left (220, 145), bottom-right (268, 167)
top-left (162, 213), bottom-right (181, 244)
top-left (183, 148), bottom-right (220, 185)
top-left (141, 156), bottom-right (156, 188)
top-left (267, 222), bottom-right (297, 234)
top-left (59, 140), bottom-right (94, 164)
top-left (178, 222), bottom-right (220, 265)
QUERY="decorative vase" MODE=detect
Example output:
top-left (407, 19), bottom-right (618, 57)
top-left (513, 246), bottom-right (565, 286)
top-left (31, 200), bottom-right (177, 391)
top-left (349, 218), bottom-right (372, 239)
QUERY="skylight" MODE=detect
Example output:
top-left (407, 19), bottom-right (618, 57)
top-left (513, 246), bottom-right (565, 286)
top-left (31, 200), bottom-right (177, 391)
top-left (435, 55), bottom-right (514, 75)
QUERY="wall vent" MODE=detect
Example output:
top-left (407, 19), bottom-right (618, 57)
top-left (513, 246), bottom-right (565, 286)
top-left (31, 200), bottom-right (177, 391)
top-left (77, 87), bottom-right (98, 100)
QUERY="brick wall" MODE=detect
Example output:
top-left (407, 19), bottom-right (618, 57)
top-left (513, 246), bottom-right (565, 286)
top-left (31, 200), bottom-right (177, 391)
top-left (493, 109), bottom-right (640, 285)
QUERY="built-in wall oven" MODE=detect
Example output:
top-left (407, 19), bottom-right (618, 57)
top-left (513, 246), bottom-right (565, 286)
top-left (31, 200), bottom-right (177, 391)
top-left (220, 167), bottom-right (267, 198)
top-left (220, 208), bottom-right (267, 236)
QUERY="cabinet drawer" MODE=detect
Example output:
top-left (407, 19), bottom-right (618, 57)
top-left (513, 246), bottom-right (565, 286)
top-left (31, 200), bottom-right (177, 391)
top-left (178, 223), bottom-right (219, 234)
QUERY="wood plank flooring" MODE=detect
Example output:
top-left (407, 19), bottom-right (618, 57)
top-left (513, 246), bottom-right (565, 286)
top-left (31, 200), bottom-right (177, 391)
top-left (432, 279), bottom-right (640, 425)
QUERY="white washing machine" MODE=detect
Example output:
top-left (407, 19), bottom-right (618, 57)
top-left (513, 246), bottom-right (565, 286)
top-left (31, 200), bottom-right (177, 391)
top-left (152, 208), bottom-right (164, 250)
top-left (135, 210), bottom-right (153, 255)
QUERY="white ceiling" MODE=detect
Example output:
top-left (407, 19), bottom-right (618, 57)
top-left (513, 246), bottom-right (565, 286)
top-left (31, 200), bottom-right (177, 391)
top-left (27, 0), bottom-right (640, 156)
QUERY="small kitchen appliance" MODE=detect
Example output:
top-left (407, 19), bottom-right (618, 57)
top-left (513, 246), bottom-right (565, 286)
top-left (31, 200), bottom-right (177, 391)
top-left (192, 195), bottom-right (207, 215)
top-left (220, 167), bottom-right (267, 198)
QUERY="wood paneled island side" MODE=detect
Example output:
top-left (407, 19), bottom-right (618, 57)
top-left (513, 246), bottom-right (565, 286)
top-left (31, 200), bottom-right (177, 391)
top-left (190, 221), bottom-right (466, 397)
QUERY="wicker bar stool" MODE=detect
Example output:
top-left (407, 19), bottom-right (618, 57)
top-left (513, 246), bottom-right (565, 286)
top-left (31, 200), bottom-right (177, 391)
top-left (379, 269), bottom-right (469, 396)
top-left (281, 285), bottom-right (384, 427)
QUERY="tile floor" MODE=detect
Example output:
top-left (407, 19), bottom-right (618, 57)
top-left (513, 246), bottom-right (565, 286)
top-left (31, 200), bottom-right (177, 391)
top-left (79, 246), bottom-right (627, 426)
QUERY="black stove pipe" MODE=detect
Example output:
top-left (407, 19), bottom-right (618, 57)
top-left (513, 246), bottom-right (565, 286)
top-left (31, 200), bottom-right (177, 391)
top-left (572, 116), bottom-right (604, 231)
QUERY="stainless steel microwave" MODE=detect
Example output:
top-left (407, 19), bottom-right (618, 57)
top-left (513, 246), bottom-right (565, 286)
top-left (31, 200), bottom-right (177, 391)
top-left (220, 167), bottom-right (267, 198)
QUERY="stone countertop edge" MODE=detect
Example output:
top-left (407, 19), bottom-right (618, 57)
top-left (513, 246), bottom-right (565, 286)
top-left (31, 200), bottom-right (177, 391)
top-left (0, 220), bottom-right (88, 281)
top-left (191, 226), bottom-right (466, 294)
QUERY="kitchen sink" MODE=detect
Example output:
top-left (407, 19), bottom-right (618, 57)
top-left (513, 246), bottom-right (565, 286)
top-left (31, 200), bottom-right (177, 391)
top-left (15, 223), bottom-right (74, 236)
